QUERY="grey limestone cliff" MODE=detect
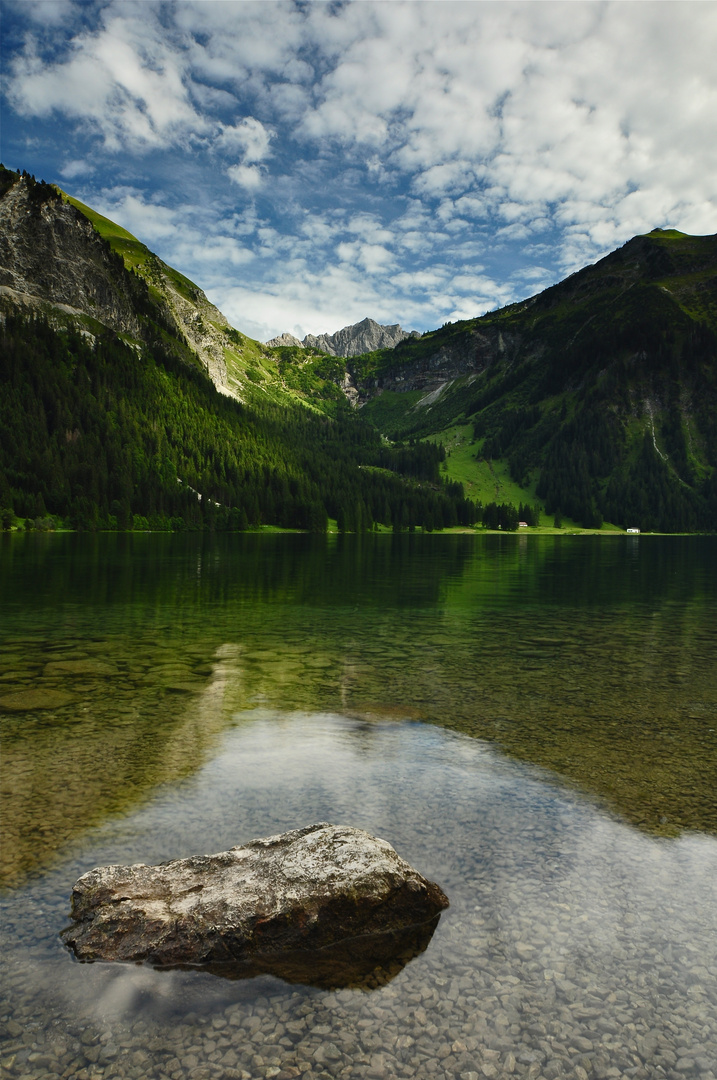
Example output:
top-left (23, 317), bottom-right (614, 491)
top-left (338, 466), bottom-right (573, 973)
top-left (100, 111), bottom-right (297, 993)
top-left (0, 174), bottom-right (238, 397)
top-left (350, 326), bottom-right (523, 400)
top-left (0, 179), bottom-right (144, 339)
top-left (267, 316), bottom-right (421, 357)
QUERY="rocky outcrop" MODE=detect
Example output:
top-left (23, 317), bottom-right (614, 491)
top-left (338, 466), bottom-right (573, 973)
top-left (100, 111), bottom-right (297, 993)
top-left (267, 317), bottom-right (421, 358)
top-left (265, 331), bottom-right (304, 349)
top-left (0, 172), bottom-right (237, 396)
top-left (0, 178), bottom-right (144, 340)
top-left (62, 823), bottom-right (448, 986)
top-left (152, 269), bottom-right (235, 396)
top-left (343, 326), bottom-right (527, 405)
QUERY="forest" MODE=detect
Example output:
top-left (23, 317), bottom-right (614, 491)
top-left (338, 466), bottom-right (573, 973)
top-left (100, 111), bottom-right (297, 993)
top-left (0, 315), bottom-right (479, 533)
top-left (2, 166), bottom-right (716, 534)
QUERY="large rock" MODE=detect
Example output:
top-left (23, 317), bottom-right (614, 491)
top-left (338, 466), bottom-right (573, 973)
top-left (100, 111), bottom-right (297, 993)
top-left (62, 824), bottom-right (449, 985)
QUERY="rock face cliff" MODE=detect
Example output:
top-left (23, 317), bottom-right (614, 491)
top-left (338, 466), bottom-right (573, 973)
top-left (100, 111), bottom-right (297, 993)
top-left (0, 177), bottom-right (145, 339)
top-left (351, 326), bottom-right (522, 401)
top-left (267, 316), bottom-right (421, 357)
top-left (0, 171), bottom-right (239, 397)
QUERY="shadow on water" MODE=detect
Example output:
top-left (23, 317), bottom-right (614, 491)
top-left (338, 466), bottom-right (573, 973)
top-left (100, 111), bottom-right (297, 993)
top-left (116, 918), bottom-right (443, 992)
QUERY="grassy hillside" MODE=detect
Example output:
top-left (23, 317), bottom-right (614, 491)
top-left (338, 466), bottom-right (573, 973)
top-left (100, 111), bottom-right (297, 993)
top-left (61, 182), bottom-right (354, 414)
top-left (357, 231), bottom-right (717, 531)
top-left (64, 195), bottom-right (157, 273)
top-left (3, 166), bottom-right (716, 533)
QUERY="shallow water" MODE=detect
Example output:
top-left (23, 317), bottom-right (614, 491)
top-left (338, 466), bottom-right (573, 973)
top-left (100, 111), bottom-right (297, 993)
top-left (1, 533), bottom-right (716, 1080)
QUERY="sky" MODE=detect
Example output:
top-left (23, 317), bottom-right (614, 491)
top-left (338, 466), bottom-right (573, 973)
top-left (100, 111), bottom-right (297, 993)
top-left (2, 1), bottom-right (717, 344)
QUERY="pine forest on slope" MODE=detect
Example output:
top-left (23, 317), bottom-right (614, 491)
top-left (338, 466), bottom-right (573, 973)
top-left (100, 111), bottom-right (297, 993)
top-left (1, 165), bottom-right (716, 533)
top-left (0, 167), bottom-right (472, 534)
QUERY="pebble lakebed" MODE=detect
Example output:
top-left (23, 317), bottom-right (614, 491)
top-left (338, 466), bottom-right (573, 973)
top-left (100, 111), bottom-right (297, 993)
top-left (2, 711), bottom-right (717, 1080)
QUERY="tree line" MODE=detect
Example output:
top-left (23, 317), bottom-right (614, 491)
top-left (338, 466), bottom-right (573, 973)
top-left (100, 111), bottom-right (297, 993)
top-left (0, 315), bottom-right (480, 533)
top-left (471, 316), bottom-right (717, 532)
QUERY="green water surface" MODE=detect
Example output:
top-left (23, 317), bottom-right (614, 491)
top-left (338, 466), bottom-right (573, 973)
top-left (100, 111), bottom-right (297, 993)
top-left (1, 532), bottom-right (715, 888)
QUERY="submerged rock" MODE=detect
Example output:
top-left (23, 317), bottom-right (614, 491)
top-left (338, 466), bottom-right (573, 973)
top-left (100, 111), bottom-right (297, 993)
top-left (43, 659), bottom-right (116, 677)
top-left (62, 823), bottom-right (448, 985)
top-left (0, 688), bottom-right (75, 711)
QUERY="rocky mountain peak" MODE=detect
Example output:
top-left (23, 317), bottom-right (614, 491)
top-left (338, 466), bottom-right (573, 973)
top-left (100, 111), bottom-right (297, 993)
top-left (266, 317), bottom-right (421, 357)
top-left (266, 332), bottom-right (304, 349)
top-left (0, 174), bottom-right (143, 338)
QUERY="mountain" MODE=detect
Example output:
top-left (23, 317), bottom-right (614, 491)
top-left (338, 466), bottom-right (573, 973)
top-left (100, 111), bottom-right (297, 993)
top-left (1, 164), bottom-right (716, 534)
top-left (0, 167), bottom-right (309, 404)
top-left (342, 229), bottom-right (717, 531)
top-left (266, 317), bottom-right (421, 357)
top-left (0, 167), bottom-right (474, 533)
top-left (0, 168), bottom-right (234, 394)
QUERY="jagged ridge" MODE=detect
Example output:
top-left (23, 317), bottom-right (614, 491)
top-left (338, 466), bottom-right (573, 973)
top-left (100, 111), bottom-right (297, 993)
top-left (267, 317), bottom-right (421, 357)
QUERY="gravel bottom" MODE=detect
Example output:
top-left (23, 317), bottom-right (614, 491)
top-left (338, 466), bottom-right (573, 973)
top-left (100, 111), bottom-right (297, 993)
top-left (1, 716), bottom-right (716, 1080)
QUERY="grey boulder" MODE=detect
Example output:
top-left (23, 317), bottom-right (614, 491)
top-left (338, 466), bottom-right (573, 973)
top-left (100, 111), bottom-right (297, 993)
top-left (62, 823), bottom-right (449, 985)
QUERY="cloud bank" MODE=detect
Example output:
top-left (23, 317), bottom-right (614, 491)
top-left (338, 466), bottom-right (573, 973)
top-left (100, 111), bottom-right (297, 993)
top-left (3, 0), bottom-right (716, 340)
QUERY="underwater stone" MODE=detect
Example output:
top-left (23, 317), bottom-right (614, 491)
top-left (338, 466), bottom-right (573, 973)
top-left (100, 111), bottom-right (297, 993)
top-left (0, 688), bottom-right (75, 710)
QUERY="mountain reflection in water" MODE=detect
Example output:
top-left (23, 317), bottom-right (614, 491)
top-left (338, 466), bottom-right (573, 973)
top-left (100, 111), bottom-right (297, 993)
top-left (1, 532), bottom-right (715, 889)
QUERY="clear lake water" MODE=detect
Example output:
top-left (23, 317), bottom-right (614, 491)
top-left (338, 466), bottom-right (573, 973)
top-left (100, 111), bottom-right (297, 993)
top-left (1, 532), bottom-right (716, 1080)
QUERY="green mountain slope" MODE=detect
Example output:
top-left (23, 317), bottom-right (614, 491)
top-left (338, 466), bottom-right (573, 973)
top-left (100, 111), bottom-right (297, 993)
top-left (62, 192), bottom-right (357, 412)
top-left (0, 165), bottom-right (352, 411)
top-left (0, 168), bottom-right (475, 533)
top-left (352, 229), bottom-right (717, 530)
top-left (2, 165), bottom-right (716, 533)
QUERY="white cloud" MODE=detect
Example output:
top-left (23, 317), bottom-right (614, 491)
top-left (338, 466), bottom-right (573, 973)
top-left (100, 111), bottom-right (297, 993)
top-left (392, 269), bottom-right (448, 291)
top-left (176, 236), bottom-right (254, 268)
top-left (93, 189), bottom-right (180, 244)
top-left (87, 188), bottom-right (253, 274)
top-left (512, 266), bottom-right (551, 283)
top-left (8, 11), bottom-right (204, 151)
top-left (452, 196), bottom-right (490, 221)
top-left (7, 0), bottom-right (77, 27)
top-left (221, 117), bottom-right (273, 190)
top-left (345, 213), bottom-right (394, 245)
top-left (227, 163), bottom-right (264, 191)
top-left (216, 117), bottom-right (272, 162)
top-left (59, 159), bottom-right (94, 180)
top-left (9, 0), bottom-right (715, 338)
top-left (412, 162), bottom-right (475, 198)
top-left (336, 240), bottom-right (394, 274)
top-left (294, 1), bottom-right (717, 257)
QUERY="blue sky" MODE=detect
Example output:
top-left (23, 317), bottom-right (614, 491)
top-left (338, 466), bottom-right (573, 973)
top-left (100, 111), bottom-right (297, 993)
top-left (2, 1), bottom-right (716, 343)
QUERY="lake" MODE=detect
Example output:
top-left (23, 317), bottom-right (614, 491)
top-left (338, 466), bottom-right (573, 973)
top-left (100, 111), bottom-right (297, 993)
top-left (1, 532), bottom-right (716, 1080)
